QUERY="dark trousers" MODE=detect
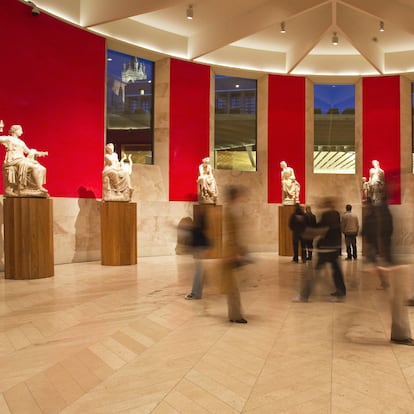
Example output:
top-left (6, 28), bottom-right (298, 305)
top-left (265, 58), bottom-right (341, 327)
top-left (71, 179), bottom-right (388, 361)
top-left (316, 251), bottom-right (346, 296)
top-left (292, 233), bottom-right (306, 262)
top-left (344, 233), bottom-right (357, 259)
top-left (305, 239), bottom-right (314, 260)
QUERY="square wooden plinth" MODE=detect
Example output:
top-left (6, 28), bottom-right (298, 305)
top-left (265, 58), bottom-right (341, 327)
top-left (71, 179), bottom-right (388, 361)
top-left (101, 202), bottom-right (137, 265)
top-left (278, 205), bottom-right (295, 256)
top-left (4, 197), bottom-right (54, 279)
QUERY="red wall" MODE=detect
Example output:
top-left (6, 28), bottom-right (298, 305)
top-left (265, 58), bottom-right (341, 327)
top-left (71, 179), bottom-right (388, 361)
top-left (362, 76), bottom-right (401, 204)
top-left (169, 59), bottom-right (210, 201)
top-left (0, 0), bottom-right (105, 198)
top-left (268, 75), bottom-right (306, 203)
top-left (0, 2), bottom-right (405, 205)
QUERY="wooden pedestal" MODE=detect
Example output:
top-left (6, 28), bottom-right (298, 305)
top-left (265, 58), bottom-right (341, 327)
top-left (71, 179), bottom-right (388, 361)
top-left (278, 205), bottom-right (295, 256)
top-left (4, 197), bottom-right (54, 279)
top-left (193, 204), bottom-right (223, 259)
top-left (101, 202), bottom-right (137, 266)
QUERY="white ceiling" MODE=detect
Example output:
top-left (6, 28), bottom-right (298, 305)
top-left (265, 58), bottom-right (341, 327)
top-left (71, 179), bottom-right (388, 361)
top-left (23, 0), bottom-right (414, 77)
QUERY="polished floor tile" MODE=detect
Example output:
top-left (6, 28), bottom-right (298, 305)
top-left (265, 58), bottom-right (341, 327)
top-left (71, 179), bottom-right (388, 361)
top-left (0, 253), bottom-right (414, 413)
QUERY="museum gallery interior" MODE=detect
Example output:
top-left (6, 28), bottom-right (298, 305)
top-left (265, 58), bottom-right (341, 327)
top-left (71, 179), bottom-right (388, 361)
top-left (1, 0), bottom-right (414, 413)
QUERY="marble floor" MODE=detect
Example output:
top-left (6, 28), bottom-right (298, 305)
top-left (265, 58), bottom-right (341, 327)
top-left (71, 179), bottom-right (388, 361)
top-left (1, 253), bottom-right (414, 414)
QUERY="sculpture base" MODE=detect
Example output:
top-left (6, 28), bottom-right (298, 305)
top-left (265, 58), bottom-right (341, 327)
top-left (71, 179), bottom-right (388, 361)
top-left (193, 204), bottom-right (222, 259)
top-left (197, 197), bottom-right (217, 205)
top-left (101, 201), bottom-right (137, 265)
top-left (278, 205), bottom-right (295, 256)
top-left (4, 197), bottom-right (54, 279)
top-left (282, 199), bottom-right (297, 206)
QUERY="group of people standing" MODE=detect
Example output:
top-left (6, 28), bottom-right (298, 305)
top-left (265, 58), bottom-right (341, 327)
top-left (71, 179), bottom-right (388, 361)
top-left (289, 199), bottom-right (350, 299)
top-left (288, 198), bottom-right (395, 299)
top-left (289, 196), bottom-right (413, 346)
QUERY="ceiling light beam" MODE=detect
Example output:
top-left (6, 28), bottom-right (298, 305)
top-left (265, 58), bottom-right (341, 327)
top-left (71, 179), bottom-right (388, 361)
top-left (80, 0), bottom-right (184, 28)
top-left (336, 3), bottom-right (384, 74)
top-left (285, 3), bottom-right (332, 74)
top-left (188, 0), bottom-right (324, 60)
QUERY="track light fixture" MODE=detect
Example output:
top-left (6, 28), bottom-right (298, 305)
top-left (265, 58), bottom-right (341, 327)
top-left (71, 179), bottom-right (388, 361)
top-left (332, 32), bottom-right (339, 46)
top-left (280, 21), bottom-right (286, 34)
top-left (379, 21), bottom-right (385, 32)
top-left (26, 1), bottom-right (40, 16)
top-left (186, 5), bottom-right (193, 20)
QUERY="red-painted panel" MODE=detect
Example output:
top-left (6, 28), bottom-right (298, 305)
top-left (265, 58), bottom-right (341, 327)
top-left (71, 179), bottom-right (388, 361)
top-left (268, 75), bottom-right (306, 203)
top-left (169, 59), bottom-right (210, 201)
top-left (0, 0), bottom-right (105, 198)
top-left (362, 76), bottom-right (401, 204)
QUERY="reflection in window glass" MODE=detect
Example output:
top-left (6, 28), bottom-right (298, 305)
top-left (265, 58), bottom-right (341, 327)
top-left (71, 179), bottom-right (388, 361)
top-left (214, 75), bottom-right (257, 171)
top-left (106, 50), bottom-right (154, 164)
top-left (314, 84), bottom-right (355, 174)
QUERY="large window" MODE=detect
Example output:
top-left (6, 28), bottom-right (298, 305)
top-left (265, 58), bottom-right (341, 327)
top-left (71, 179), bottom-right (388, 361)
top-left (106, 50), bottom-right (154, 164)
top-left (314, 84), bottom-right (355, 174)
top-left (214, 75), bottom-right (257, 171)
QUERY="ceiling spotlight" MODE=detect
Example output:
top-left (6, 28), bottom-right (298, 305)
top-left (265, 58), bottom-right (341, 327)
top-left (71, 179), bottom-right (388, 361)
top-left (280, 22), bottom-right (286, 34)
top-left (332, 32), bottom-right (339, 46)
top-left (186, 5), bottom-right (193, 20)
top-left (26, 1), bottom-right (40, 16)
top-left (379, 21), bottom-right (385, 32)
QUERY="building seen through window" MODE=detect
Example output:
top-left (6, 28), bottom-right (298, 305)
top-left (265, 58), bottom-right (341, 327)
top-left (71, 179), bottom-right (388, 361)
top-left (314, 84), bottom-right (355, 174)
top-left (215, 75), bottom-right (257, 171)
top-left (106, 49), bottom-right (154, 164)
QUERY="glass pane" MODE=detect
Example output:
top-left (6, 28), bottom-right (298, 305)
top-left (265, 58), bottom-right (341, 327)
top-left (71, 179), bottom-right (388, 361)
top-left (214, 75), bottom-right (257, 171)
top-left (314, 84), bottom-right (355, 174)
top-left (106, 50), bottom-right (154, 164)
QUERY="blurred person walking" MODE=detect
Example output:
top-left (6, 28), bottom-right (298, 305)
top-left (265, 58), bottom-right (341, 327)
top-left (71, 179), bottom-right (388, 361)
top-left (363, 197), bottom-right (413, 345)
top-left (361, 197), bottom-right (389, 289)
top-left (292, 198), bottom-right (345, 303)
top-left (184, 211), bottom-right (211, 300)
top-left (316, 198), bottom-right (346, 298)
top-left (304, 205), bottom-right (317, 260)
top-left (220, 186), bottom-right (250, 324)
top-left (289, 204), bottom-right (307, 263)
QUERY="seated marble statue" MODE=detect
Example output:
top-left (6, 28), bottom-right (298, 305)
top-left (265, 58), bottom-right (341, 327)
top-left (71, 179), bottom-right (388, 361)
top-left (280, 160), bottom-right (300, 205)
top-left (197, 157), bottom-right (218, 204)
top-left (102, 143), bottom-right (133, 201)
top-left (0, 122), bottom-right (48, 197)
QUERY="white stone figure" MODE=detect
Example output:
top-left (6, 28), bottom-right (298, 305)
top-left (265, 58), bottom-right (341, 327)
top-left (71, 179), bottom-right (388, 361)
top-left (0, 122), bottom-right (49, 197)
top-left (368, 159), bottom-right (385, 204)
top-left (280, 161), bottom-right (300, 205)
top-left (102, 143), bottom-right (133, 201)
top-left (197, 157), bottom-right (218, 204)
top-left (361, 176), bottom-right (370, 201)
